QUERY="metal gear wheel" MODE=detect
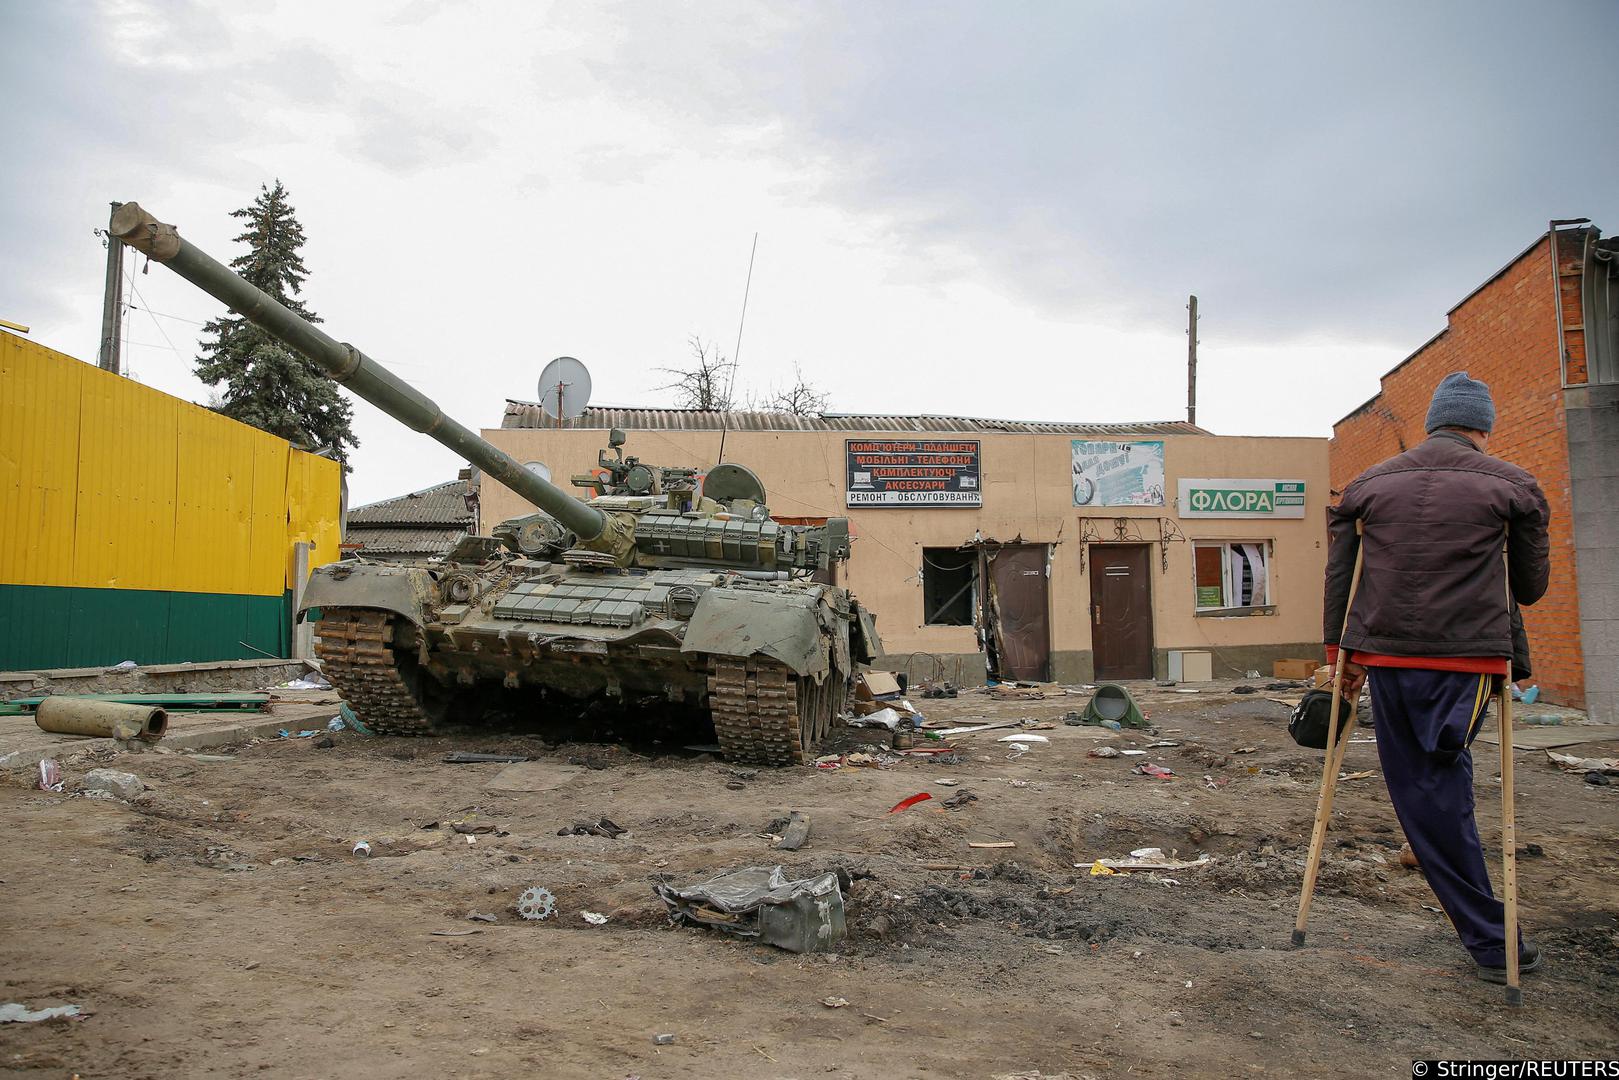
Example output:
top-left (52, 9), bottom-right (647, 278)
top-left (516, 885), bottom-right (557, 921)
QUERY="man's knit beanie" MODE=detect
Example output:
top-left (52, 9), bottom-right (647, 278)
top-left (1424, 371), bottom-right (1496, 434)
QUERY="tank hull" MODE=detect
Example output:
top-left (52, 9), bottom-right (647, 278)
top-left (306, 558), bottom-right (873, 765)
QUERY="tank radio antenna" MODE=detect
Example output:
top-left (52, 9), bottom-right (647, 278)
top-left (717, 231), bottom-right (758, 464)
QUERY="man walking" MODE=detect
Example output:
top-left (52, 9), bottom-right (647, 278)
top-left (1324, 371), bottom-right (1550, 982)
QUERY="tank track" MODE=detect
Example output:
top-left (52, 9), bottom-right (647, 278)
top-left (708, 658), bottom-right (806, 766)
top-left (313, 608), bottom-right (440, 736)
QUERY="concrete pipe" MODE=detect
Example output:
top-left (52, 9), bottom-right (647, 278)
top-left (34, 698), bottom-right (169, 742)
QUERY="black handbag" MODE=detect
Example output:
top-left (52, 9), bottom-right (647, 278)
top-left (1289, 689), bottom-right (1353, 750)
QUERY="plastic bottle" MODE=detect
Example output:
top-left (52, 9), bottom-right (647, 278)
top-left (352, 840), bottom-right (372, 857)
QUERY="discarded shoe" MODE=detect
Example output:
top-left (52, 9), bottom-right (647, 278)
top-left (1476, 941), bottom-right (1543, 983)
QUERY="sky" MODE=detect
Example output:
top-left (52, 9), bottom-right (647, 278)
top-left (4, 0), bottom-right (1616, 506)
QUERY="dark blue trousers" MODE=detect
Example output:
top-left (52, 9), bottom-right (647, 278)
top-left (1367, 666), bottom-right (1519, 967)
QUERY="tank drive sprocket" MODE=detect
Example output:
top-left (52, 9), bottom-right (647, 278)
top-left (313, 608), bottom-right (442, 737)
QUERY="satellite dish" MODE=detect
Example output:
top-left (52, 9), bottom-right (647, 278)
top-left (522, 460), bottom-right (552, 484)
top-left (537, 356), bottom-right (592, 422)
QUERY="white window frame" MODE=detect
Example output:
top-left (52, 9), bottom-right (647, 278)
top-left (1193, 540), bottom-right (1273, 613)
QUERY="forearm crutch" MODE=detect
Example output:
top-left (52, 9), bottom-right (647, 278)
top-left (1292, 520), bottom-right (1364, 947)
top-left (1498, 535), bottom-right (1522, 1005)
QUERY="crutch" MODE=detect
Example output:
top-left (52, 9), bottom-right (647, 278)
top-left (1292, 520), bottom-right (1365, 947)
top-left (1498, 533), bottom-right (1522, 1005)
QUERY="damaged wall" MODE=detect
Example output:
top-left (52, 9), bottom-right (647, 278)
top-left (480, 422), bottom-right (1330, 683)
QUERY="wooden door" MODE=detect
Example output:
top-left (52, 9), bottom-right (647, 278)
top-left (1089, 544), bottom-right (1153, 680)
top-left (985, 544), bottom-right (1051, 682)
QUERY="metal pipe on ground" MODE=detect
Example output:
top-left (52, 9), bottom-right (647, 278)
top-left (35, 698), bottom-right (169, 742)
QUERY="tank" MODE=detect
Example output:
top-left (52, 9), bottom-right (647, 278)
top-left (109, 202), bottom-right (882, 765)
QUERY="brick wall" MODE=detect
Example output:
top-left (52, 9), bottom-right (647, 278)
top-left (1329, 231), bottom-right (1587, 707)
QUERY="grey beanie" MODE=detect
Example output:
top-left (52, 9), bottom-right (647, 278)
top-left (1425, 371), bottom-right (1495, 434)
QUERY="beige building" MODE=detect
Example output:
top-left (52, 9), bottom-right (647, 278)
top-left (482, 405), bottom-right (1330, 684)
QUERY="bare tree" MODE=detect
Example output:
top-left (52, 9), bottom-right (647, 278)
top-left (655, 335), bottom-right (736, 411)
top-left (763, 363), bottom-right (829, 416)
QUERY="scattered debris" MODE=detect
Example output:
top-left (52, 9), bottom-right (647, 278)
top-left (1547, 751), bottom-right (1619, 775)
top-left (278, 672), bottom-right (332, 690)
top-left (1147, 740), bottom-right (1180, 748)
top-left (775, 811), bottom-right (812, 851)
top-left (1088, 852), bottom-right (1213, 873)
top-left (1088, 746), bottom-right (1121, 759)
top-left (968, 841), bottom-right (1016, 849)
top-left (1119, 749), bottom-right (1148, 756)
top-left (467, 911), bottom-right (498, 923)
top-left (581, 911), bottom-right (609, 925)
top-left (1232, 746), bottom-right (1259, 754)
top-left (889, 792), bottom-right (932, 813)
top-left (936, 777), bottom-right (960, 786)
top-left (941, 789), bottom-right (978, 811)
top-left (313, 736), bottom-right (336, 749)
top-left (443, 752), bottom-right (532, 764)
top-left (36, 759), bottom-right (63, 792)
top-left (999, 733), bottom-right (1049, 744)
top-left (81, 769), bottom-right (145, 800)
top-left (1131, 763), bottom-right (1175, 779)
top-left (352, 841), bottom-right (372, 858)
top-left (517, 886), bottom-right (558, 921)
top-left (277, 729), bottom-right (321, 739)
top-left (559, 817), bottom-right (627, 838)
top-left (655, 865), bottom-right (846, 953)
top-left (822, 996), bottom-right (849, 1009)
top-left (0, 1003), bottom-right (85, 1023)
top-left (653, 1033), bottom-right (676, 1045)
top-left (1338, 770), bottom-right (1375, 781)
top-left (430, 929), bottom-right (482, 937)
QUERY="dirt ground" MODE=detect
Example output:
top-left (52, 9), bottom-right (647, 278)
top-left (3, 683), bottom-right (1616, 1079)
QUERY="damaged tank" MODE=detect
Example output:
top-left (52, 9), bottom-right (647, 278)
top-left (109, 201), bottom-right (881, 765)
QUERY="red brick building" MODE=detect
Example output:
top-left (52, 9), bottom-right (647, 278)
top-left (1330, 222), bottom-right (1618, 719)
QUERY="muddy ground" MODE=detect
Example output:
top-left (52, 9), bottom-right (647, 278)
top-left (2, 684), bottom-right (1616, 1079)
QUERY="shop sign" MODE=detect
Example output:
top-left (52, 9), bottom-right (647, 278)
top-left (1178, 479), bottom-right (1306, 518)
top-left (1071, 440), bottom-right (1165, 507)
top-left (846, 439), bottom-right (981, 507)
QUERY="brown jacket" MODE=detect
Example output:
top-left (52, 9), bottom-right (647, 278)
top-left (1324, 431), bottom-right (1550, 661)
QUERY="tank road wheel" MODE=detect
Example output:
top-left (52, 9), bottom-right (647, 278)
top-left (314, 608), bottom-right (445, 736)
top-left (707, 657), bottom-right (847, 766)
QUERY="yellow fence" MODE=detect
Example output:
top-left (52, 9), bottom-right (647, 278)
top-left (0, 330), bottom-right (341, 658)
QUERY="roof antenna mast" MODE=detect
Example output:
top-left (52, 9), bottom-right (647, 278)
top-left (717, 232), bottom-right (758, 464)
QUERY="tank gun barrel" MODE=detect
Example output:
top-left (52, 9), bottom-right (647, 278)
top-left (107, 201), bottom-right (607, 542)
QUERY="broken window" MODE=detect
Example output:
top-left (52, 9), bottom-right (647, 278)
top-left (1193, 541), bottom-right (1270, 611)
top-left (922, 547), bottom-right (978, 625)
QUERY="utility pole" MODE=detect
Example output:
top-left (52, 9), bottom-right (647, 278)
top-left (98, 202), bottom-right (125, 374)
top-left (1186, 294), bottom-right (1199, 427)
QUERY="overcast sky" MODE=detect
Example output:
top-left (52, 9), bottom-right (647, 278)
top-left (4, 1), bottom-right (1615, 505)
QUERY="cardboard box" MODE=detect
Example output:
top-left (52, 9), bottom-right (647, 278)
top-left (1314, 665), bottom-right (1333, 688)
top-left (1272, 658), bottom-right (1319, 681)
top-left (855, 671), bottom-right (902, 700)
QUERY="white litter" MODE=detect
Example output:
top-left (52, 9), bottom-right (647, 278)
top-left (0, 1003), bottom-right (83, 1023)
top-left (581, 911), bottom-right (609, 925)
top-left (998, 734), bottom-right (1050, 744)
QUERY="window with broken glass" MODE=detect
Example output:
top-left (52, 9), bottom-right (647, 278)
top-left (922, 547), bottom-right (978, 626)
top-left (1193, 541), bottom-right (1273, 613)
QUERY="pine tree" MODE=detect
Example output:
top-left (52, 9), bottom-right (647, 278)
top-left (194, 181), bottom-right (358, 464)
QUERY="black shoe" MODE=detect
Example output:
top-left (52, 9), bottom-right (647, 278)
top-left (1477, 941), bottom-right (1543, 983)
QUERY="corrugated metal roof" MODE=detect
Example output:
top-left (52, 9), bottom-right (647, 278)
top-left (502, 402), bottom-right (1206, 436)
top-left (343, 524), bottom-right (467, 558)
top-left (346, 480), bottom-right (473, 526)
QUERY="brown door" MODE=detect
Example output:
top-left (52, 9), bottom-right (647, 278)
top-left (984, 544), bottom-right (1051, 682)
top-left (1090, 544), bottom-right (1153, 680)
